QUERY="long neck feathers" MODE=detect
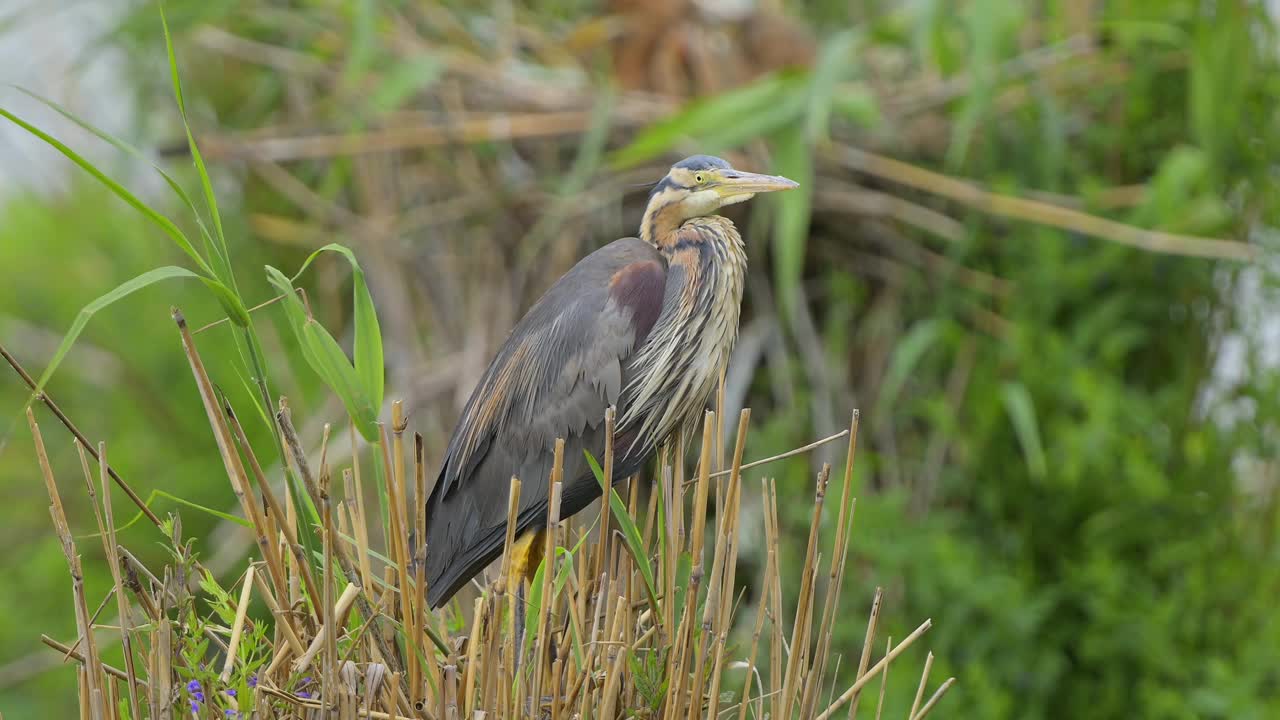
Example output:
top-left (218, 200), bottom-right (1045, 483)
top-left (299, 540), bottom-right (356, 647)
top-left (619, 215), bottom-right (747, 458)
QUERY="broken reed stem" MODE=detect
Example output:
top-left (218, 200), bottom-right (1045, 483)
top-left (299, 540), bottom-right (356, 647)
top-left (845, 587), bottom-right (883, 720)
top-left (594, 407), bottom-right (616, 598)
top-left (530, 439), bottom-right (564, 718)
top-left (766, 477), bottom-right (785, 720)
top-left (93, 443), bottom-right (142, 719)
top-left (221, 565), bottom-right (256, 682)
top-left (805, 415), bottom-right (860, 718)
top-left (31, 408), bottom-right (105, 720)
top-left (737, 477), bottom-right (774, 720)
top-left (176, 308), bottom-right (306, 637)
top-left (911, 677), bottom-right (957, 720)
top-left (780, 463), bottom-right (832, 719)
top-left (908, 651), bottom-right (934, 720)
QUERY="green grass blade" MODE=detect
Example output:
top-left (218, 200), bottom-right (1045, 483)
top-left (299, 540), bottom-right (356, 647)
top-left (77, 488), bottom-right (252, 538)
top-left (521, 541), bottom-right (586, 657)
top-left (368, 55), bottom-right (443, 117)
top-left (610, 70), bottom-right (809, 169)
top-left (876, 318), bottom-right (942, 417)
top-left (771, 122), bottom-right (814, 311)
top-left (160, 2), bottom-right (234, 289)
top-left (0, 106), bottom-right (213, 277)
top-left (266, 265), bottom-right (379, 440)
top-left (12, 85), bottom-right (208, 223)
top-left (805, 29), bottom-right (859, 142)
top-left (290, 243), bottom-right (385, 411)
top-left (586, 450), bottom-right (662, 626)
top-left (30, 266), bottom-right (203, 402)
top-left (1001, 381), bottom-right (1048, 481)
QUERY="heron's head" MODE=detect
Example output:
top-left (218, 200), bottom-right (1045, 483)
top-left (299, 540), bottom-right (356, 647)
top-left (641, 155), bottom-right (798, 246)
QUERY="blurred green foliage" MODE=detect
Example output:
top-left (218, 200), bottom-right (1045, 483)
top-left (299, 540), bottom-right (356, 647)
top-left (2, 0), bottom-right (1280, 717)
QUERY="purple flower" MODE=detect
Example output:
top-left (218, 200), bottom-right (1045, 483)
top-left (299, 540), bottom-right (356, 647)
top-left (297, 690), bottom-right (311, 699)
top-left (187, 679), bottom-right (202, 693)
top-left (247, 675), bottom-right (258, 688)
top-left (189, 699), bottom-right (200, 713)
top-left (225, 689), bottom-right (237, 698)
top-left (225, 711), bottom-right (242, 719)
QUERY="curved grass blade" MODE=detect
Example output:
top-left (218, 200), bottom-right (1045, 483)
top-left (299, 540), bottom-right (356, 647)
top-left (609, 70), bottom-right (809, 169)
top-left (876, 319), bottom-right (942, 417)
top-left (80, 488), bottom-right (253, 538)
top-left (1001, 381), bottom-right (1048, 481)
top-left (771, 122), bottom-right (814, 311)
top-left (806, 29), bottom-right (859, 143)
top-left (0, 106), bottom-right (214, 278)
top-left (290, 243), bottom-right (385, 412)
top-left (30, 266), bottom-right (214, 403)
top-left (160, 2), bottom-right (233, 288)
top-left (266, 265), bottom-right (379, 441)
top-left (11, 85), bottom-right (214, 242)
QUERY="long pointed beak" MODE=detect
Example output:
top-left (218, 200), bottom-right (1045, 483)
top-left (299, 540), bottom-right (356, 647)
top-left (715, 170), bottom-right (799, 198)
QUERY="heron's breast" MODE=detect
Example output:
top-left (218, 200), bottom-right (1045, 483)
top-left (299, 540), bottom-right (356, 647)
top-left (619, 216), bottom-right (747, 451)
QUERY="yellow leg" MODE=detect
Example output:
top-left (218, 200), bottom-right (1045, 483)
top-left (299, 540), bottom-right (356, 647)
top-left (509, 527), bottom-right (547, 590)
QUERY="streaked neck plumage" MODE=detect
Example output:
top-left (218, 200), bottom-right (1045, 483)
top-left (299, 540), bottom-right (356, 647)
top-left (621, 207), bottom-right (748, 458)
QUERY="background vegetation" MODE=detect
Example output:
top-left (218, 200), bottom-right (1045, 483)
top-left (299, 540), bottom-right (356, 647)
top-left (3, 0), bottom-right (1279, 717)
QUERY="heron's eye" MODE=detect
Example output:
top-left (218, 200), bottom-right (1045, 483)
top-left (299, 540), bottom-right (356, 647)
top-left (694, 173), bottom-right (705, 184)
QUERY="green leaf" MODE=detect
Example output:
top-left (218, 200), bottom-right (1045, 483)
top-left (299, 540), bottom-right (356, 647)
top-left (522, 534), bottom-right (590, 658)
top-left (1001, 381), bottom-right (1047, 481)
top-left (876, 319), bottom-right (942, 416)
top-left (585, 450), bottom-right (662, 626)
top-left (265, 265), bottom-right (379, 440)
top-left (0, 106), bottom-right (213, 277)
top-left (160, 3), bottom-right (234, 289)
top-left (11, 85), bottom-right (210, 231)
top-left (30, 266), bottom-right (204, 403)
top-left (369, 55), bottom-right (443, 117)
top-left (806, 29), bottom-right (859, 142)
top-left (610, 71), bottom-right (809, 168)
top-left (771, 123), bottom-right (813, 311)
top-left (84, 488), bottom-right (253, 537)
top-left (670, 551), bottom-right (693, 622)
top-left (290, 243), bottom-right (385, 415)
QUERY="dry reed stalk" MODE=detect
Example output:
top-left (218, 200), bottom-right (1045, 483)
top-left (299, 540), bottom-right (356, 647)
top-left (805, 412), bottom-right (862, 719)
top-left (780, 463), bottom-right (832, 719)
top-left (908, 651), bottom-right (935, 720)
top-left (766, 477), bottom-right (785, 720)
top-left (844, 586), bottom-right (883, 720)
top-left (737, 477), bottom-right (775, 720)
top-left (875, 636), bottom-right (892, 720)
top-left (835, 145), bottom-right (1256, 261)
top-left (911, 676), bottom-right (957, 720)
top-left (351, 427), bottom-right (377, 605)
top-left (221, 565), bottom-right (256, 682)
top-left (29, 409), bottom-right (105, 720)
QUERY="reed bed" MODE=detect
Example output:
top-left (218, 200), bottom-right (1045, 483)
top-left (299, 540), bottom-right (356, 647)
top-left (21, 309), bottom-right (952, 719)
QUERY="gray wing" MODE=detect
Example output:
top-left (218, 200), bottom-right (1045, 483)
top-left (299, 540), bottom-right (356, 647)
top-left (424, 236), bottom-right (667, 606)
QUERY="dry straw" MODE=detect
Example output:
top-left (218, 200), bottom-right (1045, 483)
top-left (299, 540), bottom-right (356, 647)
top-left (15, 313), bottom-right (954, 718)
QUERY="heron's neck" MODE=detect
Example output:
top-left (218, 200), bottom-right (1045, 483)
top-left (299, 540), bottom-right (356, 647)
top-left (618, 213), bottom-right (747, 455)
top-left (640, 197), bottom-right (694, 249)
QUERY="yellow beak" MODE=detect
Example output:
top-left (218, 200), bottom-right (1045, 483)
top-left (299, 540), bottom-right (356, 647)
top-left (714, 170), bottom-right (800, 199)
